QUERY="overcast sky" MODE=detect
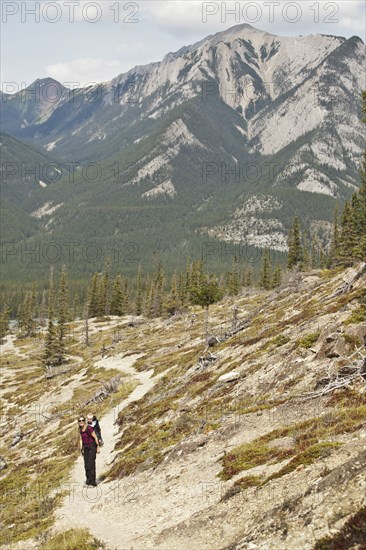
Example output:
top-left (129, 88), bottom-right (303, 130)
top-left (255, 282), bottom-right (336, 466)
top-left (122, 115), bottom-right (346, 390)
top-left (1, 1), bottom-right (365, 92)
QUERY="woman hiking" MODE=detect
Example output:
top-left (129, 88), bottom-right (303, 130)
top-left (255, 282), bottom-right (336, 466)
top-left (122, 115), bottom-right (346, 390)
top-left (78, 415), bottom-right (100, 487)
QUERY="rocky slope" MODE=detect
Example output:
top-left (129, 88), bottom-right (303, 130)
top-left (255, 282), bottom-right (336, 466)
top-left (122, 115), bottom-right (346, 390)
top-left (1, 263), bottom-right (365, 549)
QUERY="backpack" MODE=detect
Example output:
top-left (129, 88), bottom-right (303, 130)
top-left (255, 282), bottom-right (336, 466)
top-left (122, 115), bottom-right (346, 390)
top-left (91, 416), bottom-right (103, 445)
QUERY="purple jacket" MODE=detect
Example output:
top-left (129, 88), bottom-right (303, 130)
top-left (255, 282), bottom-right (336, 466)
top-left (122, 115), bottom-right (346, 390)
top-left (80, 425), bottom-right (96, 447)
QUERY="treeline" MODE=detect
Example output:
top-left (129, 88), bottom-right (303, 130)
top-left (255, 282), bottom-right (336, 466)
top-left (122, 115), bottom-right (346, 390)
top-left (1, 94), bottom-right (365, 352)
top-left (285, 91), bottom-right (366, 271)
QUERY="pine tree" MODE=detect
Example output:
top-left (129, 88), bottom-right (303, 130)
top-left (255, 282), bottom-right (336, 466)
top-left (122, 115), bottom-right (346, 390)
top-left (302, 234), bottom-right (310, 271)
top-left (227, 256), bottom-right (240, 295)
top-left (319, 248), bottom-right (327, 268)
top-left (330, 204), bottom-right (340, 264)
top-left (337, 92), bottom-right (366, 264)
top-left (44, 268), bottom-right (58, 368)
top-left (123, 278), bottom-right (130, 314)
top-left (39, 289), bottom-right (47, 327)
top-left (0, 304), bottom-right (10, 341)
top-left (310, 235), bottom-right (319, 269)
top-left (110, 275), bottom-right (124, 316)
top-left (338, 201), bottom-right (354, 265)
top-left (98, 258), bottom-right (111, 316)
top-left (355, 156), bottom-right (366, 260)
top-left (259, 249), bottom-right (272, 290)
top-left (146, 282), bottom-right (155, 318)
top-left (88, 273), bottom-right (100, 317)
top-left (152, 262), bottom-right (164, 317)
top-left (135, 266), bottom-right (143, 316)
top-left (287, 217), bottom-right (303, 269)
top-left (354, 91), bottom-right (366, 260)
top-left (165, 273), bottom-right (179, 316)
top-left (242, 264), bottom-right (253, 287)
top-left (271, 265), bottom-right (282, 288)
top-left (55, 266), bottom-right (69, 364)
top-left (190, 274), bottom-right (224, 342)
top-left (184, 261), bottom-right (191, 302)
top-left (18, 284), bottom-right (37, 337)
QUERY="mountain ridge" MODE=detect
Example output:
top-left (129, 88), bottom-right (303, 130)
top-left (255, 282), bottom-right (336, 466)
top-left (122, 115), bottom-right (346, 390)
top-left (0, 24), bottom-right (365, 283)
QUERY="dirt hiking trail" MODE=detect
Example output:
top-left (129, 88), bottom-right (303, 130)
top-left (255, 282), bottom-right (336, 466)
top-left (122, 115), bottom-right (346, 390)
top-left (54, 352), bottom-right (157, 547)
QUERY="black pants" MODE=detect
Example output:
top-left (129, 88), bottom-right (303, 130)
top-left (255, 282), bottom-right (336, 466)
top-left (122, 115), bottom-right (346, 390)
top-left (83, 445), bottom-right (97, 485)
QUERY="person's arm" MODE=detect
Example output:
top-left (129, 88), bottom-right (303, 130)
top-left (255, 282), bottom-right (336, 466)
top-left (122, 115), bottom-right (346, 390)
top-left (80, 435), bottom-right (84, 454)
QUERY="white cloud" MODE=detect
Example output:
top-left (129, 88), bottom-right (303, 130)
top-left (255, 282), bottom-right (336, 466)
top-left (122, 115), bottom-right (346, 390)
top-left (143, 0), bottom-right (365, 40)
top-left (46, 58), bottom-right (123, 86)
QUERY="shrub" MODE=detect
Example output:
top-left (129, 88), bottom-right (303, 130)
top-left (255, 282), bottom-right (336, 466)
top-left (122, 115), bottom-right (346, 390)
top-left (39, 528), bottom-right (106, 549)
top-left (270, 334), bottom-right (291, 347)
top-left (297, 331), bottom-right (320, 348)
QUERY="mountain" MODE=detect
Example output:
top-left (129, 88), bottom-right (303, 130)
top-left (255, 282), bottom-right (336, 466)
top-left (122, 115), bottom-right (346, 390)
top-left (1, 24), bottom-right (365, 282)
top-left (0, 133), bottom-right (67, 242)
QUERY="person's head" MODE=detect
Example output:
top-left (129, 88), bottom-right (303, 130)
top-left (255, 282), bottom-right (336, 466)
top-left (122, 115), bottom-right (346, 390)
top-left (78, 416), bottom-right (86, 428)
top-left (86, 413), bottom-right (93, 424)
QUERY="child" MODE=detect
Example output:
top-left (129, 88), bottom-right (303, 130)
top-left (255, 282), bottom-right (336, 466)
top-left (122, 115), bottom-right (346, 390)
top-left (86, 413), bottom-right (104, 446)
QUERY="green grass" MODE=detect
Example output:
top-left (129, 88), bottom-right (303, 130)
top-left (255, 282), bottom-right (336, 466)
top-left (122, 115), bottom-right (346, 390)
top-left (269, 334), bottom-right (291, 347)
top-left (265, 442), bottom-right (343, 483)
top-left (39, 528), bottom-right (106, 549)
top-left (344, 305), bottom-right (366, 325)
top-left (221, 475), bottom-right (262, 502)
top-left (219, 442), bottom-right (295, 480)
top-left (219, 405), bottom-right (366, 481)
top-left (296, 331), bottom-right (320, 348)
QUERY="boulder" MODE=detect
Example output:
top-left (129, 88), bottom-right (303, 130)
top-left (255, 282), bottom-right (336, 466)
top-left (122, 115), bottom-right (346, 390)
top-left (207, 336), bottom-right (221, 347)
top-left (218, 371), bottom-right (240, 383)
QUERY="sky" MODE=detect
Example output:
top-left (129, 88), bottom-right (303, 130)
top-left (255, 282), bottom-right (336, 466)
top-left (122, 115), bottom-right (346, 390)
top-left (1, 0), bottom-right (365, 92)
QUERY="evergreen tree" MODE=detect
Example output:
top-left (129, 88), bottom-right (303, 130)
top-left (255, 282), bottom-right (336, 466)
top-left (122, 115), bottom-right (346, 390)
top-left (152, 262), bottom-right (164, 317)
top-left (135, 266), bottom-right (143, 316)
top-left (190, 273), bottom-right (224, 342)
top-left (177, 272), bottom-right (188, 307)
top-left (98, 258), bottom-right (111, 315)
top-left (355, 155), bottom-right (366, 260)
top-left (110, 275), bottom-right (124, 316)
top-left (227, 256), bottom-right (240, 295)
top-left (242, 264), bottom-right (253, 287)
top-left (165, 273), bottom-right (179, 316)
top-left (44, 269), bottom-right (58, 368)
top-left (18, 284), bottom-right (37, 337)
top-left (338, 201), bottom-right (355, 265)
top-left (337, 92), bottom-right (366, 264)
top-left (287, 217), bottom-right (303, 269)
top-left (0, 304), bottom-right (10, 341)
top-left (310, 235), bottom-right (319, 269)
top-left (302, 234), bottom-right (310, 271)
top-left (55, 266), bottom-right (69, 364)
top-left (146, 281), bottom-right (155, 318)
top-left (184, 261), bottom-right (191, 302)
top-left (271, 265), bottom-right (282, 288)
top-left (123, 278), bottom-right (130, 314)
top-left (357, 91), bottom-right (366, 259)
top-left (88, 273), bottom-right (100, 317)
top-left (259, 249), bottom-right (272, 290)
top-left (330, 204), bottom-right (340, 264)
top-left (319, 248), bottom-right (327, 268)
top-left (39, 289), bottom-right (47, 327)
